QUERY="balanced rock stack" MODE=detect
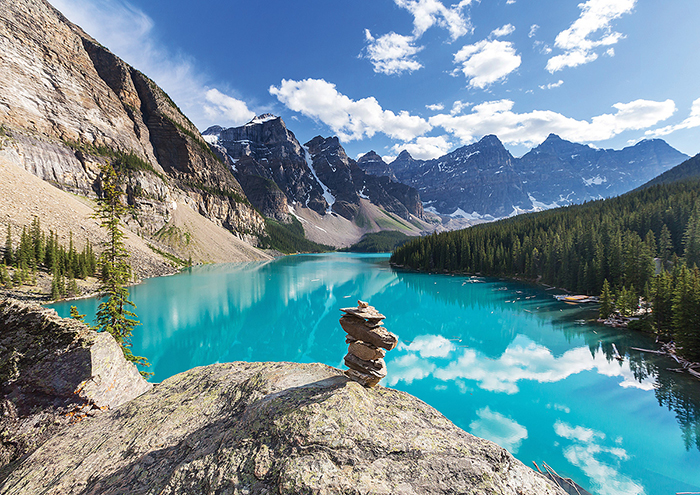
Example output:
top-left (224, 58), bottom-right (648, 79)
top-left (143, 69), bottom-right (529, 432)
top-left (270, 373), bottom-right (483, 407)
top-left (340, 300), bottom-right (398, 387)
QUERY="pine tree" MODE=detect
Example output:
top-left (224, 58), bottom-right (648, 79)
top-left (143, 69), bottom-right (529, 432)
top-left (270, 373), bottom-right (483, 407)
top-left (672, 266), bottom-right (700, 361)
top-left (93, 163), bottom-right (150, 376)
top-left (0, 263), bottom-right (8, 286)
top-left (599, 279), bottom-right (615, 319)
top-left (659, 224), bottom-right (673, 270)
top-left (70, 305), bottom-right (87, 324)
top-left (4, 223), bottom-right (12, 266)
top-left (683, 203), bottom-right (700, 268)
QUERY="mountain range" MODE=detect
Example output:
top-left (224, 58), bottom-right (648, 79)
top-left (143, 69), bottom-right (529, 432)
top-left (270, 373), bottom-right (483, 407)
top-left (0, 0), bottom-right (692, 258)
top-left (359, 134), bottom-right (688, 220)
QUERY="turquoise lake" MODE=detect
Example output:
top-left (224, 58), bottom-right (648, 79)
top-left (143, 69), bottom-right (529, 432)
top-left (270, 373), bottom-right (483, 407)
top-left (51, 253), bottom-right (700, 495)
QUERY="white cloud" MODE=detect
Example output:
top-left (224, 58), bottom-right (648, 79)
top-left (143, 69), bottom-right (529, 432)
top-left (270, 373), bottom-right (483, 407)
top-left (529, 24), bottom-right (540, 38)
top-left (426, 103), bottom-right (445, 111)
top-left (391, 136), bottom-right (453, 159)
top-left (539, 80), bottom-right (564, 90)
top-left (470, 407), bottom-right (528, 454)
top-left (454, 40), bottom-right (521, 88)
top-left (269, 78), bottom-right (431, 141)
top-left (203, 89), bottom-right (256, 126)
top-left (547, 0), bottom-right (636, 72)
top-left (49, 0), bottom-right (255, 130)
top-left (554, 421), bottom-right (645, 495)
top-left (491, 24), bottom-right (515, 38)
top-left (450, 100), bottom-right (471, 115)
top-left (394, 0), bottom-right (473, 40)
top-left (364, 30), bottom-right (424, 75)
top-left (646, 97), bottom-right (700, 137)
top-left (430, 98), bottom-right (675, 146)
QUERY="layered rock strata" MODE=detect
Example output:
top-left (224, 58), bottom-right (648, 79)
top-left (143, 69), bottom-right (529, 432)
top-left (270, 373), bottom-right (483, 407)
top-left (0, 0), bottom-right (266, 246)
top-left (340, 300), bottom-right (398, 387)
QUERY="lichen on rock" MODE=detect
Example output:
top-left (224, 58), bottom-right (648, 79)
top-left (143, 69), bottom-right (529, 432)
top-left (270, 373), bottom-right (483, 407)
top-left (1, 359), bottom-right (566, 494)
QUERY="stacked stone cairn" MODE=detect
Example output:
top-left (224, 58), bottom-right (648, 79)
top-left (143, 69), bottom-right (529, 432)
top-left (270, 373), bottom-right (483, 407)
top-left (340, 300), bottom-right (398, 387)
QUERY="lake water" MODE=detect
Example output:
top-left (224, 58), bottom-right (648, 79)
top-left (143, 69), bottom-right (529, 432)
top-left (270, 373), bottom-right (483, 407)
top-left (51, 253), bottom-right (700, 495)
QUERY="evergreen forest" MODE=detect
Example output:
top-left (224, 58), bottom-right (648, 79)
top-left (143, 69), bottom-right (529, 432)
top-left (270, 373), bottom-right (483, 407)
top-left (391, 172), bottom-right (700, 361)
top-left (0, 217), bottom-right (97, 299)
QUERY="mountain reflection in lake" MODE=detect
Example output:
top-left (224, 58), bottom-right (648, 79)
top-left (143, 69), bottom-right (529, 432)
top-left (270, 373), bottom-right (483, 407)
top-left (51, 253), bottom-right (700, 495)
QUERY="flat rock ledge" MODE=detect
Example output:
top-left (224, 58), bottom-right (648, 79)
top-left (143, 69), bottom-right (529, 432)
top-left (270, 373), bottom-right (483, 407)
top-left (1, 360), bottom-right (566, 495)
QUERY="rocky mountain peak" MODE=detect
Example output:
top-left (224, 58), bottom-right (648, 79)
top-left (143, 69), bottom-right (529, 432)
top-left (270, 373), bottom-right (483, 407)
top-left (477, 134), bottom-right (505, 148)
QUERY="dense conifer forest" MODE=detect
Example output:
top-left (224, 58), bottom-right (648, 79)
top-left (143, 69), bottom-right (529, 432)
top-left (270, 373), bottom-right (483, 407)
top-left (0, 218), bottom-right (97, 299)
top-left (391, 168), bottom-right (700, 361)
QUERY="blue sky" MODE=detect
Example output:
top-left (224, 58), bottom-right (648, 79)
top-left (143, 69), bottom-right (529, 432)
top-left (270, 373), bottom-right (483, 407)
top-left (52, 0), bottom-right (700, 160)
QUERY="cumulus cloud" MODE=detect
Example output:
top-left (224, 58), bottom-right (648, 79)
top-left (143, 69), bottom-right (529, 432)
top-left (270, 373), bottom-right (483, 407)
top-left (470, 407), bottom-right (528, 454)
top-left (453, 40), bottom-right (522, 88)
top-left (426, 103), bottom-right (445, 111)
top-left (362, 0), bottom-right (473, 75)
top-left (547, 0), bottom-right (636, 72)
top-left (50, 0), bottom-right (255, 130)
top-left (391, 136), bottom-right (453, 159)
top-left (540, 80), bottom-right (564, 90)
top-left (395, 0), bottom-right (473, 40)
top-left (429, 98), bottom-right (675, 146)
top-left (203, 89), bottom-right (256, 126)
top-left (364, 30), bottom-right (424, 75)
top-left (269, 78), bottom-right (431, 141)
top-left (646, 97), bottom-right (700, 137)
top-left (529, 24), bottom-right (540, 38)
top-left (491, 24), bottom-right (515, 38)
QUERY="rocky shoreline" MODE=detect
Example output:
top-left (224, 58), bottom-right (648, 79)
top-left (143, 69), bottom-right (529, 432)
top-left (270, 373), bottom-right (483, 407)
top-left (0, 298), bottom-right (568, 494)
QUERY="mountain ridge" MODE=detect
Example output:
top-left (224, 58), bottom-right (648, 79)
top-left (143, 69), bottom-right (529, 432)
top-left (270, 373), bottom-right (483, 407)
top-left (357, 133), bottom-right (688, 219)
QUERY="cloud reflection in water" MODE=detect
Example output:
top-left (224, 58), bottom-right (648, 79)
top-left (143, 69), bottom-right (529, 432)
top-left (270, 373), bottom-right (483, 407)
top-left (554, 421), bottom-right (645, 495)
top-left (387, 334), bottom-right (657, 393)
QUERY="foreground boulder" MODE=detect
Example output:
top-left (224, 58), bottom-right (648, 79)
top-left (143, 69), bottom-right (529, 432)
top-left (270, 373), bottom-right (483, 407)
top-left (0, 299), bottom-right (151, 478)
top-left (2, 361), bottom-right (565, 494)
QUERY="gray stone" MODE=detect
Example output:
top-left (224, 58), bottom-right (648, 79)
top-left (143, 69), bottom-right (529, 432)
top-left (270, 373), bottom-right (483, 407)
top-left (0, 298), bottom-right (151, 476)
top-left (0, 361), bottom-right (566, 495)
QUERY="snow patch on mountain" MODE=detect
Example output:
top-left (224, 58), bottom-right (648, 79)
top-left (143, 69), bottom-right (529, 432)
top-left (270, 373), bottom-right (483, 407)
top-left (305, 148), bottom-right (335, 212)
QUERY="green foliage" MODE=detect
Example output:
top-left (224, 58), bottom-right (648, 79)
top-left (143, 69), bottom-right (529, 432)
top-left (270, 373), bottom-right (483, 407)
top-left (0, 264), bottom-right (8, 286)
top-left (259, 217), bottom-right (332, 254)
top-left (342, 231), bottom-right (412, 253)
top-left (63, 139), bottom-right (166, 182)
top-left (183, 180), bottom-right (249, 206)
top-left (163, 116), bottom-right (222, 163)
top-left (1, 218), bottom-right (97, 295)
top-left (146, 243), bottom-right (190, 267)
top-left (599, 279), bottom-right (614, 319)
top-left (391, 178), bottom-right (700, 360)
top-left (671, 266), bottom-right (700, 361)
top-left (69, 305), bottom-right (86, 323)
top-left (93, 163), bottom-right (151, 377)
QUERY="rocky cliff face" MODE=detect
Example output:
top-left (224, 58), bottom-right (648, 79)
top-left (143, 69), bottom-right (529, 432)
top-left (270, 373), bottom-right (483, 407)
top-left (205, 118), bottom-right (424, 224)
top-left (204, 115), bottom-right (329, 219)
top-left (0, 0), bottom-right (265, 244)
top-left (1, 358), bottom-right (566, 494)
top-left (376, 134), bottom-right (688, 219)
top-left (0, 299), bottom-right (151, 478)
top-left (306, 136), bottom-right (424, 221)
